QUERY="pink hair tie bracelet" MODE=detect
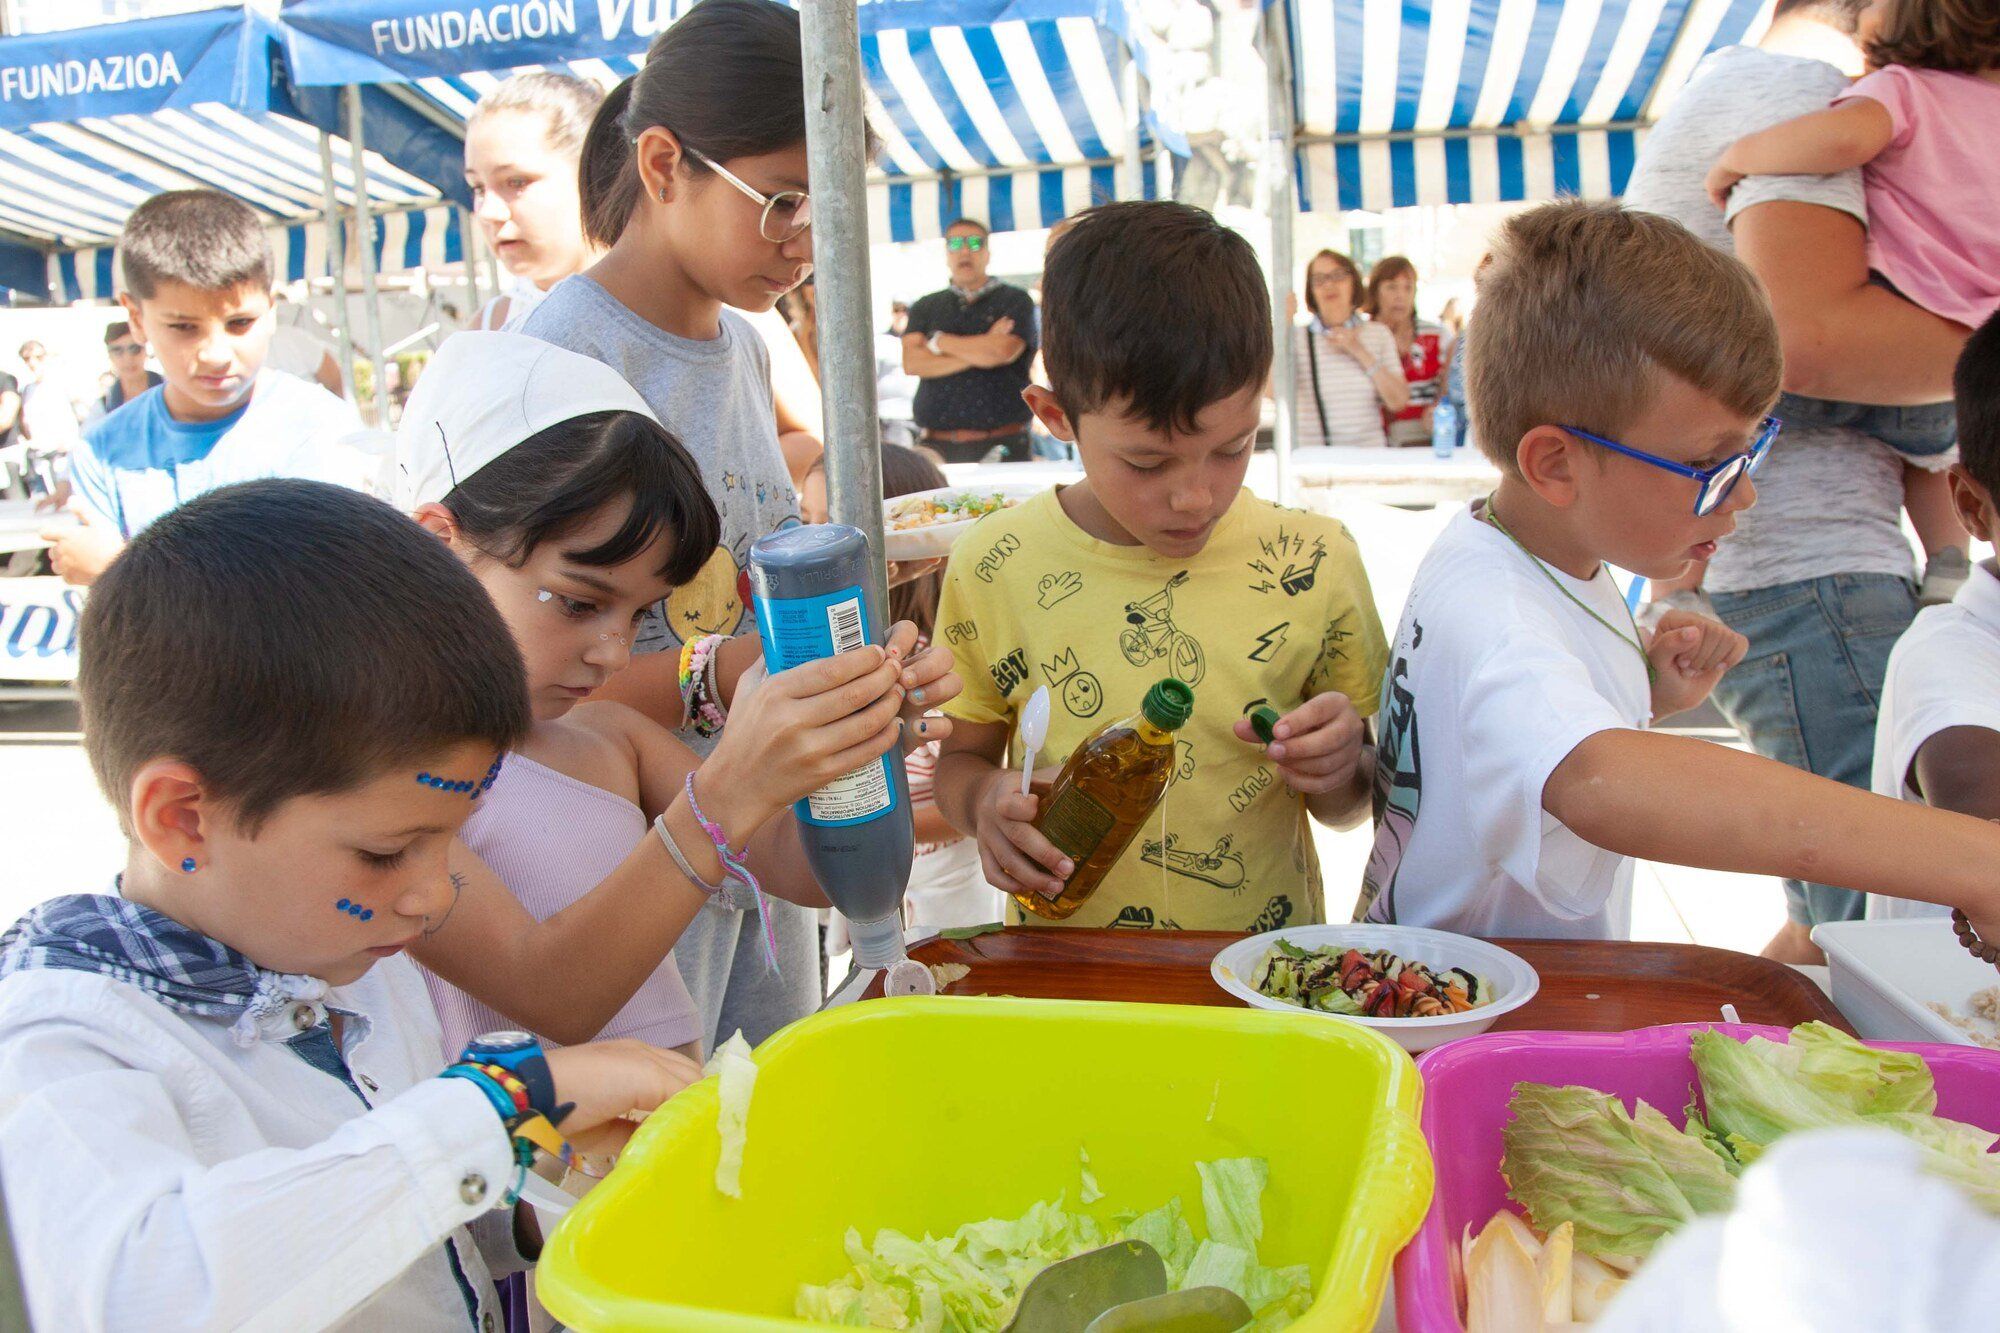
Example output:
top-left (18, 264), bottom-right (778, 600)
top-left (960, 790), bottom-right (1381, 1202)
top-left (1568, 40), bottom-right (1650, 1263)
top-left (684, 771), bottom-right (780, 974)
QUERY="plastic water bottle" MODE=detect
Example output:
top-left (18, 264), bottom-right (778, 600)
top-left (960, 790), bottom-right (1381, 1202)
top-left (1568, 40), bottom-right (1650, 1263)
top-left (1432, 398), bottom-right (1458, 459)
top-left (749, 524), bottom-right (913, 970)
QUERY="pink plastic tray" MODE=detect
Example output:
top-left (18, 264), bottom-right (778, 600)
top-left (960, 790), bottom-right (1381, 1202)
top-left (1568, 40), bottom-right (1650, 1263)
top-left (1395, 1023), bottom-right (2000, 1332)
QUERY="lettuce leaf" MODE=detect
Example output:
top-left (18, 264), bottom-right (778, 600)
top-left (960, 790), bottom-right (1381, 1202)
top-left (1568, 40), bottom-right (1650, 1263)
top-left (1501, 1082), bottom-right (1738, 1263)
top-left (1197, 1157), bottom-right (1269, 1258)
top-left (702, 1030), bottom-right (757, 1199)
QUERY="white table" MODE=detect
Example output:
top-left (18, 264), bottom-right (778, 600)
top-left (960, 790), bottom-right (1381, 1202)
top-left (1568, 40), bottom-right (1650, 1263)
top-left (942, 447), bottom-right (1497, 509)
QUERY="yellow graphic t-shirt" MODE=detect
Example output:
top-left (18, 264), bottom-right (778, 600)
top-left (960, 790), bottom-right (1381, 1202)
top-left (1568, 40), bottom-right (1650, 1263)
top-left (937, 487), bottom-right (1389, 932)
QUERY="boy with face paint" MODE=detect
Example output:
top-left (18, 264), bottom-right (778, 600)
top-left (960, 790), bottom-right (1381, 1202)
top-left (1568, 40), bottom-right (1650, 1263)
top-left (0, 481), bottom-right (700, 1330)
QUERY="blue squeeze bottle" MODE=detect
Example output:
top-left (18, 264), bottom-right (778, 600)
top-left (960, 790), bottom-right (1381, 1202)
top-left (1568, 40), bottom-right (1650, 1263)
top-left (749, 524), bottom-right (915, 970)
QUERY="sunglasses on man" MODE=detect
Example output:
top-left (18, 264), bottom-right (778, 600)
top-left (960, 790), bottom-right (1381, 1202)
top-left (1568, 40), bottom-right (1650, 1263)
top-left (946, 235), bottom-right (987, 253)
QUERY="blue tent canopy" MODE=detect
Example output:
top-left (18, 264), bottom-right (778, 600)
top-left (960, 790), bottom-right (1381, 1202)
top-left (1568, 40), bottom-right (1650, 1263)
top-left (1280, 0), bottom-right (1774, 212)
top-left (0, 8), bottom-right (462, 302)
top-left (279, 0), bottom-right (1180, 241)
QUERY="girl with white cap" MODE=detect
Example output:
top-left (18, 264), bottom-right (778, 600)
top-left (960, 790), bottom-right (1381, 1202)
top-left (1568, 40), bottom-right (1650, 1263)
top-left (392, 332), bottom-right (959, 1062)
top-left (520, 0), bottom-right (876, 1050)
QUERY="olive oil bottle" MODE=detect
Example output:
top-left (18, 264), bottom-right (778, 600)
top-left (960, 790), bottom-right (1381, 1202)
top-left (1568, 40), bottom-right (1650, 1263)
top-left (1018, 678), bottom-right (1195, 921)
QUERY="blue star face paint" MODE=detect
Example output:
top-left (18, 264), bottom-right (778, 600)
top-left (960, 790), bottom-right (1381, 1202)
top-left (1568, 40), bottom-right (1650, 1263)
top-left (334, 898), bottom-right (375, 923)
top-left (415, 753), bottom-right (506, 799)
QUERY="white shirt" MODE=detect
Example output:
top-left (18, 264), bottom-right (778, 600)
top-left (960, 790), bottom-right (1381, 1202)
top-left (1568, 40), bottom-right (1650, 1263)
top-left (263, 326), bottom-right (334, 383)
top-left (0, 951), bottom-right (523, 1332)
top-left (1357, 507), bottom-right (1650, 937)
top-left (1866, 564), bottom-right (2000, 920)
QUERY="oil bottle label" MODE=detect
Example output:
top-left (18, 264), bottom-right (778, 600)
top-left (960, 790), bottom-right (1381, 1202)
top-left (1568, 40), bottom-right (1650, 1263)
top-left (752, 582), bottom-right (898, 827)
top-left (1039, 785), bottom-right (1116, 870)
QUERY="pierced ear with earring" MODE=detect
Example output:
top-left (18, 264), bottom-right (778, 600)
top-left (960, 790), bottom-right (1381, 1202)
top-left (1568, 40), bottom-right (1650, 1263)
top-left (180, 857), bottom-right (197, 874)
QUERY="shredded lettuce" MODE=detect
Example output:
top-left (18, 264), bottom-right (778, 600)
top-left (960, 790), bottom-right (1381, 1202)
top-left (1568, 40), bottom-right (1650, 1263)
top-left (796, 1154), bottom-right (1313, 1330)
top-left (702, 1030), bottom-right (757, 1199)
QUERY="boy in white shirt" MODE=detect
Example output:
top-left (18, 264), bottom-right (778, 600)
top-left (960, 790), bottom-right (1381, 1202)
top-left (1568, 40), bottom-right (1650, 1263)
top-left (0, 480), bottom-right (696, 1331)
top-left (1869, 315), bottom-right (2000, 921)
top-left (1357, 202), bottom-right (2000, 948)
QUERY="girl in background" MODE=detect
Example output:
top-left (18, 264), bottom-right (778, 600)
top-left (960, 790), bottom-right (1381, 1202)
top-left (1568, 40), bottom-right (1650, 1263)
top-left (464, 72), bottom-right (603, 331)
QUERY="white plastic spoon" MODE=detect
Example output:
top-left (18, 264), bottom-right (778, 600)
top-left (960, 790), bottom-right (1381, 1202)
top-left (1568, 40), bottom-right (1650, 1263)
top-left (1019, 686), bottom-right (1051, 796)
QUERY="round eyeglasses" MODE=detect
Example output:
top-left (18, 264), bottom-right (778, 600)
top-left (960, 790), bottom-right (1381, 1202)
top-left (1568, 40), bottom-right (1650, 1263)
top-left (686, 146), bottom-right (811, 243)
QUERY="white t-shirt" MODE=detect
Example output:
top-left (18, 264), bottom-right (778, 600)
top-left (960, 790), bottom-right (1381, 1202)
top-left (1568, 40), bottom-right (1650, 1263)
top-left (1866, 563), bottom-right (2000, 920)
top-left (1355, 507), bottom-right (1650, 937)
top-left (262, 326), bottom-right (334, 383)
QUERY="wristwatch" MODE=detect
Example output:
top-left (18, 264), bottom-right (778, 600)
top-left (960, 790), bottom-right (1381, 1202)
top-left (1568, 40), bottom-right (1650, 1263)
top-left (459, 1030), bottom-right (561, 1121)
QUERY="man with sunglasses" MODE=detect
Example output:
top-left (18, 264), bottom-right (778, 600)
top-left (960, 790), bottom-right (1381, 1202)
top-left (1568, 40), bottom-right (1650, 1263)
top-left (902, 218), bottom-right (1038, 464)
top-left (87, 322), bottom-right (164, 425)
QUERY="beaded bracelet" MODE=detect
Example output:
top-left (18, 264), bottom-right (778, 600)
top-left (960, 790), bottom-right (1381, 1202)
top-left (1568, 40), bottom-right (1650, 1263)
top-left (677, 634), bottom-right (730, 739)
top-left (685, 770), bottom-right (781, 974)
top-left (1952, 909), bottom-right (2000, 968)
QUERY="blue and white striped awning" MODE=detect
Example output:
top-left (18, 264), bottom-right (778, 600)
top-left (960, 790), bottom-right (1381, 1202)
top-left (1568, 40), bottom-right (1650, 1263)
top-left (0, 9), bottom-right (461, 301)
top-left (48, 202), bottom-right (464, 303)
top-left (280, 0), bottom-right (1179, 242)
top-left (1284, 0), bottom-right (1775, 212)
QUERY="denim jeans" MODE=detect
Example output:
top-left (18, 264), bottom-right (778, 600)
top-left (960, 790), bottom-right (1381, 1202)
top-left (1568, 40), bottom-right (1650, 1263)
top-left (1708, 573), bottom-right (1918, 926)
top-left (1776, 391), bottom-right (1956, 458)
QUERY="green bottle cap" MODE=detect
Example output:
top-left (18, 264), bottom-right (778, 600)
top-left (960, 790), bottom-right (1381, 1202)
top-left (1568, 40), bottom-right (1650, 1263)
top-left (1250, 705), bottom-right (1282, 744)
top-left (1141, 678), bottom-right (1194, 731)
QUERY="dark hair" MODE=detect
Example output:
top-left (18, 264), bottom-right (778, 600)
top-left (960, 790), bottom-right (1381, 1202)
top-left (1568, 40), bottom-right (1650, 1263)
top-left (944, 217), bottom-right (990, 237)
top-left (1772, 0), bottom-right (1870, 31)
top-left (1040, 201), bottom-right (1271, 434)
top-left (119, 190), bottom-right (272, 300)
top-left (103, 321), bottom-right (133, 345)
top-left (1362, 255), bottom-right (1419, 319)
top-left (1303, 249), bottom-right (1365, 322)
top-left (881, 443), bottom-right (947, 633)
top-left (1955, 312), bottom-right (2000, 499)
top-left (580, 0), bottom-right (809, 247)
top-left (1864, 0), bottom-right (2000, 74)
top-left (441, 410), bottom-right (721, 586)
top-left (80, 480), bottom-right (530, 836)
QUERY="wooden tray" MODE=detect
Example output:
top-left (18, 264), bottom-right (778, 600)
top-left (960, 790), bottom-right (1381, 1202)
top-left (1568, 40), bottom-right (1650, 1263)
top-left (867, 928), bottom-right (1850, 1033)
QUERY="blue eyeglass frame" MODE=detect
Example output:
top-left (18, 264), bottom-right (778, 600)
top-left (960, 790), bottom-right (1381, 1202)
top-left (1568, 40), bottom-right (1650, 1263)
top-left (1561, 416), bottom-right (1783, 516)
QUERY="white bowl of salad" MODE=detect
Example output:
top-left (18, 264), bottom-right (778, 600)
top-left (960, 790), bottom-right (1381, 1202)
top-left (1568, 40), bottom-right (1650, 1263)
top-left (1210, 923), bottom-right (1539, 1052)
top-left (881, 484), bottom-right (1040, 560)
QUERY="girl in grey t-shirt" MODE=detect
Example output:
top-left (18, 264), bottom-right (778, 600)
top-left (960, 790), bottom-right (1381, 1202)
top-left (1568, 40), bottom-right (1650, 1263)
top-left (523, 0), bottom-right (868, 1051)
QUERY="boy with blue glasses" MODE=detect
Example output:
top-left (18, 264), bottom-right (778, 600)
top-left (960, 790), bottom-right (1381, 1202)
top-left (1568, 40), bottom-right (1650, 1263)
top-left (1358, 201), bottom-right (2000, 946)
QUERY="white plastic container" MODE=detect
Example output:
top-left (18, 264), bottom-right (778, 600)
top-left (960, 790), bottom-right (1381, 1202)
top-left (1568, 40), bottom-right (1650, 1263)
top-left (1812, 918), bottom-right (2000, 1046)
top-left (1209, 923), bottom-right (1539, 1053)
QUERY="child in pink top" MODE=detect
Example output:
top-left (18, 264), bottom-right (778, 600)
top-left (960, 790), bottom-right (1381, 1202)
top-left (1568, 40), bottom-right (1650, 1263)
top-left (1706, 0), bottom-right (2000, 600)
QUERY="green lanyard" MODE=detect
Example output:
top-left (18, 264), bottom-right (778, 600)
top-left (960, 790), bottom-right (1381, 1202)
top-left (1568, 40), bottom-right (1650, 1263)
top-left (1479, 497), bottom-right (1657, 685)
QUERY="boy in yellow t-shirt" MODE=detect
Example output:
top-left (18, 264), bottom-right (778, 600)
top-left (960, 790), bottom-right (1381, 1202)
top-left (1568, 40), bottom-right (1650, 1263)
top-left (932, 202), bottom-right (1389, 932)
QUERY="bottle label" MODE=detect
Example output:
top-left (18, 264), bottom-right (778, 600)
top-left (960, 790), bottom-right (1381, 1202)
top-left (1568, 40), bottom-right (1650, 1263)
top-left (752, 582), bottom-right (898, 827)
top-left (1037, 785), bottom-right (1116, 893)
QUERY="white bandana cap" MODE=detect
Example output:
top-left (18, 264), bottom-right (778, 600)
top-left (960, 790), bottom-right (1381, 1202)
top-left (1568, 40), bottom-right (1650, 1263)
top-left (394, 331), bottom-right (657, 510)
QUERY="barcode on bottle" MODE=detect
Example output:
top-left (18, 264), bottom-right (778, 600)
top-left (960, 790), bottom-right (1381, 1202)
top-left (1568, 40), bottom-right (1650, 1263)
top-left (826, 597), bottom-right (866, 653)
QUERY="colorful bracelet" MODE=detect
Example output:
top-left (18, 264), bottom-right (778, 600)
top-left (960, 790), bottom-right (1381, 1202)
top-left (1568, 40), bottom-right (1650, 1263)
top-left (685, 770), bottom-right (781, 974)
top-left (440, 1039), bottom-right (575, 1205)
top-left (677, 633), bottom-right (731, 739)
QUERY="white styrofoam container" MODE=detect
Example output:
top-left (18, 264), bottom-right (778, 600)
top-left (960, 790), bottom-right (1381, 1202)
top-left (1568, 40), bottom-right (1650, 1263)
top-left (1812, 918), bottom-right (2000, 1045)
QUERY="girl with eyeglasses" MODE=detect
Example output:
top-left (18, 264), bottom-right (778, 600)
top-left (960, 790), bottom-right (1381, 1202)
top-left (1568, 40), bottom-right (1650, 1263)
top-left (520, 0), bottom-right (916, 1050)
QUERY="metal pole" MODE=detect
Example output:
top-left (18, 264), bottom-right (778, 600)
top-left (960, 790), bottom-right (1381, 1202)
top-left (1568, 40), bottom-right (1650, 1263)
top-left (343, 86), bottom-right (392, 427)
top-left (1120, 46), bottom-right (1143, 201)
top-left (1263, 0), bottom-right (1297, 503)
top-left (460, 206), bottom-right (483, 321)
top-left (800, 0), bottom-right (888, 618)
top-left (316, 129), bottom-right (356, 400)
